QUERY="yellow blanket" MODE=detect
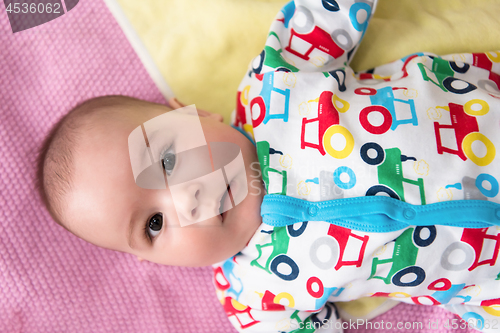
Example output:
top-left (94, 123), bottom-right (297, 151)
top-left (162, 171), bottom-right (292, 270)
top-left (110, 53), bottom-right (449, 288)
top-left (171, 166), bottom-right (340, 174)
top-left (115, 0), bottom-right (500, 320)
top-left (117, 0), bottom-right (500, 120)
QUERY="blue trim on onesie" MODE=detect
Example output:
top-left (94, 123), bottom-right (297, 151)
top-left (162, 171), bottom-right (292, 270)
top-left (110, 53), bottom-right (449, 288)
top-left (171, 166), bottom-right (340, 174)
top-left (261, 194), bottom-right (500, 232)
top-left (231, 125), bottom-right (255, 146)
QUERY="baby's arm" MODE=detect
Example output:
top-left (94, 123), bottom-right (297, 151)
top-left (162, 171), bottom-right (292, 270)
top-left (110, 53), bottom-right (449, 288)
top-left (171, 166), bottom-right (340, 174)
top-left (213, 262), bottom-right (343, 333)
top-left (253, 0), bottom-right (377, 75)
top-left (233, 0), bottom-right (377, 135)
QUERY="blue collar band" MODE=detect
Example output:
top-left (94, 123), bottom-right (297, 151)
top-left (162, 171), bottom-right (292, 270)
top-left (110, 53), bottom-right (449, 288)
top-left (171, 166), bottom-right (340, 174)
top-left (261, 194), bottom-right (500, 232)
top-left (231, 124), bottom-right (255, 146)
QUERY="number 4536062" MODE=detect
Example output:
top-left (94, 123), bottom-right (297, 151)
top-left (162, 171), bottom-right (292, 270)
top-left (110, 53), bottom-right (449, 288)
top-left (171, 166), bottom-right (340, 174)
top-left (6, 2), bottom-right (62, 14)
top-left (445, 318), bottom-right (498, 330)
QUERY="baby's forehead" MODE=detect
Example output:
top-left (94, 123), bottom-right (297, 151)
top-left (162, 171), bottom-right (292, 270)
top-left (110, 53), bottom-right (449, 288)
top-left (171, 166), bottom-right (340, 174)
top-left (80, 103), bottom-right (170, 142)
top-left (91, 97), bottom-right (172, 122)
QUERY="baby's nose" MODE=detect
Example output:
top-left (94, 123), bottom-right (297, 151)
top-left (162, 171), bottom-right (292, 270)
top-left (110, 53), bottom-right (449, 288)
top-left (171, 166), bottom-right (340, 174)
top-left (170, 182), bottom-right (221, 226)
top-left (177, 184), bottom-right (202, 222)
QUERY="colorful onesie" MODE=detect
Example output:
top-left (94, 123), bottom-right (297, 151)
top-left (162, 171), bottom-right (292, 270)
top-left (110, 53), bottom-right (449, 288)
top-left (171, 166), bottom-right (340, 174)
top-left (212, 0), bottom-right (500, 332)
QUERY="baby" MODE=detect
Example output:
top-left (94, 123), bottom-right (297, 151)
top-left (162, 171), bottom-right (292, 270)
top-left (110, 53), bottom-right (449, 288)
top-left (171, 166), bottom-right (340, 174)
top-left (39, 0), bottom-right (500, 332)
top-left (39, 95), bottom-right (266, 267)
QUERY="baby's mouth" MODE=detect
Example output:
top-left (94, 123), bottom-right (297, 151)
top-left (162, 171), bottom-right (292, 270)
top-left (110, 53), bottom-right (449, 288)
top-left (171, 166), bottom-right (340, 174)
top-left (219, 184), bottom-right (233, 222)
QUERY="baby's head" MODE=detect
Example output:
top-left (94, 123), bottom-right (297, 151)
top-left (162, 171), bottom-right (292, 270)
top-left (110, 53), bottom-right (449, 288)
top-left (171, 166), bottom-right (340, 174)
top-left (39, 96), bottom-right (264, 266)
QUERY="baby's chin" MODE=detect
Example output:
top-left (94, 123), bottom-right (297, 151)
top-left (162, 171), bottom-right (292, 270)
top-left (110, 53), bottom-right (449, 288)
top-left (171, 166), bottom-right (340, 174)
top-left (204, 215), bottom-right (261, 266)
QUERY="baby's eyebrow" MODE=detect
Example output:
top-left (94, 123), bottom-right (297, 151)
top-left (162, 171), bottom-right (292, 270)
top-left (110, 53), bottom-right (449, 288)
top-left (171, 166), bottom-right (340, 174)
top-left (140, 124), bottom-right (155, 165)
top-left (128, 216), bottom-right (138, 250)
top-left (140, 124), bottom-right (150, 146)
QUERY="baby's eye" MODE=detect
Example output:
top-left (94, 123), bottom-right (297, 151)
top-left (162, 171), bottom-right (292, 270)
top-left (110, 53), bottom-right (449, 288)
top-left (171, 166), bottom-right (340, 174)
top-left (161, 152), bottom-right (176, 176)
top-left (147, 213), bottom-right (163, 239)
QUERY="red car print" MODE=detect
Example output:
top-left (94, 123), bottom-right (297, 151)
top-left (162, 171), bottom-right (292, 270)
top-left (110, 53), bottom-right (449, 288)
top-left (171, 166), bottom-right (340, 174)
top-left (433, 100), bottom-right (495, 166)
top-left (285, 6), bottom-right (349, 61)
top-left (301, 91), bottom-right (354, 159)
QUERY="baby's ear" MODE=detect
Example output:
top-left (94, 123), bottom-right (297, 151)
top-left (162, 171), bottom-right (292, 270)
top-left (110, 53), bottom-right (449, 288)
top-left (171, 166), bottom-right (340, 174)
top-left (168, 97), bottom-right (223, 122)
top-left (204, 112), bottom-right (224, 123)
top-left (167, 97), bottom-right (185, 109)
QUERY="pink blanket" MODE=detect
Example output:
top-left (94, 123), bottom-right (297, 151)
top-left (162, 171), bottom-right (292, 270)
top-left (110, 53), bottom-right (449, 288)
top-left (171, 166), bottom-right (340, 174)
top-left (0, 1), bottom-right (231, 332)
top-left (0, 1), bottom-right (481, 332)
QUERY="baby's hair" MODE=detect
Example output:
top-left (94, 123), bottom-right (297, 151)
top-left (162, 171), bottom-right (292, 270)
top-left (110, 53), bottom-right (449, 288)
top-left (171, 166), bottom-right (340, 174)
top-left (36, 95), bottom-right (146, 229)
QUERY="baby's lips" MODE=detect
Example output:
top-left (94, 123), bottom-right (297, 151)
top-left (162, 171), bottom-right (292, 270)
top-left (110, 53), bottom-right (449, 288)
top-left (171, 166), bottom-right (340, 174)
top-left (211, 142), bottom-right (249, 207)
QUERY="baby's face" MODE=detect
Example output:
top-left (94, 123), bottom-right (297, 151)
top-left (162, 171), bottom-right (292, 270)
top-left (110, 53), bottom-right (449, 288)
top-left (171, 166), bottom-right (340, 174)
top-left (64, 102), bottom-right (264, 266)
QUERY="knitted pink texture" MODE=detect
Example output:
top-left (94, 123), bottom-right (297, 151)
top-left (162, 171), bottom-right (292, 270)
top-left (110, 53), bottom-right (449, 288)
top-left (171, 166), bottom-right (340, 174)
top-left (0, 1), bottom-right (482, 332)
top-left (0, 1), bottom-right (233, 332)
